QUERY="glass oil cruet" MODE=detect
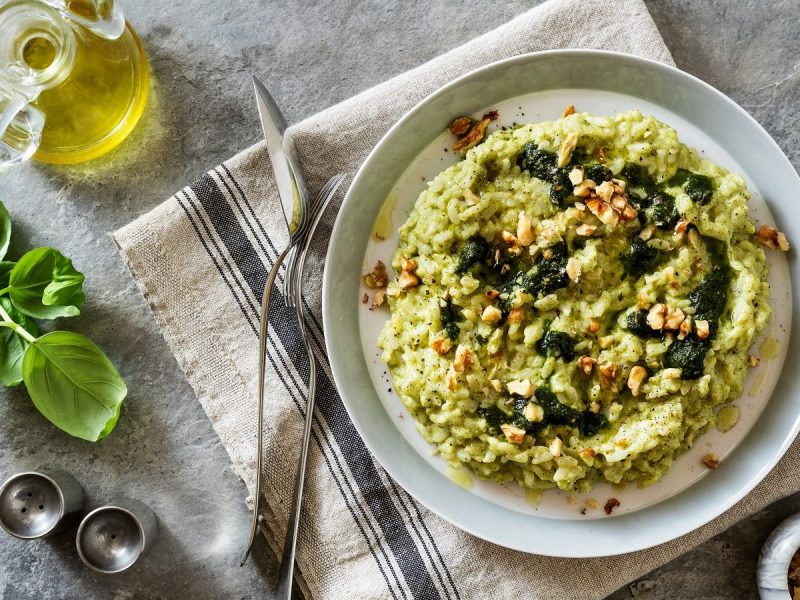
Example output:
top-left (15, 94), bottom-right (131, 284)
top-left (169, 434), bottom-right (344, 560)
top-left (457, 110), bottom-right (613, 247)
top-left (0, 0), bottom-right (148, 168)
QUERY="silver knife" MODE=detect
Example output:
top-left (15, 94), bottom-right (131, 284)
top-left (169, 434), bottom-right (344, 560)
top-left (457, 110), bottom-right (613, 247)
top-left (241, 75), bottom-right (312, 565)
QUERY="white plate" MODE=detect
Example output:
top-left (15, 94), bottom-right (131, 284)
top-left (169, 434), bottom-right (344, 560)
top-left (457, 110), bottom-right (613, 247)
top-left (324, 50), bottom-right (797, 556)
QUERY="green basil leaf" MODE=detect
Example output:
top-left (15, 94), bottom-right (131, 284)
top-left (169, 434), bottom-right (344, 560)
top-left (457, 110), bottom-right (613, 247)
top-left (0, 261), bottom-right (15, 289)
top-left (0, 298), bottom-right (39, 386)
top-left (0, 201), bottom-right (11, 261)
top-left (22, 331), bottom-right (127, 441)
top-left (7, 248), bottom-right (85, 319)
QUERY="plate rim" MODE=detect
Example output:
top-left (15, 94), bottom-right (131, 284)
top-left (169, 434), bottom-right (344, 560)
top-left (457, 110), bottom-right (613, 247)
top-left (322, 48), bottom-right (798, 556)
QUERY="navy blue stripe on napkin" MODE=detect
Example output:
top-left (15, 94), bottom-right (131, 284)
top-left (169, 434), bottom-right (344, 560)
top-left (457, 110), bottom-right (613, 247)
top-left (177, 184), bottom-right (407, 600)
top-left (185, 173), bottom-right (458, 600)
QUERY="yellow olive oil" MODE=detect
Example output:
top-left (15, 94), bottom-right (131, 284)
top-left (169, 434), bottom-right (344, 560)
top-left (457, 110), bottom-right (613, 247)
top-left (22, 3), bottom-right (149, 164)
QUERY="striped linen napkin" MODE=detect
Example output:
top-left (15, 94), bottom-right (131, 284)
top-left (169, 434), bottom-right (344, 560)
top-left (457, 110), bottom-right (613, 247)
top-left (113, 1), bottom-right (798, 597)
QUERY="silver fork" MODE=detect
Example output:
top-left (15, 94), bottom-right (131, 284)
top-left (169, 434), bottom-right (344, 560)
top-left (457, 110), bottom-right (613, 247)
top-left (240, 173), bottom-right (344, 566)
top-left (283, 171), bottom-right (343, 305)
top-left (282, 247), bottom-right (299, 307)
top-left (275, 171), bottom-right (345, 599)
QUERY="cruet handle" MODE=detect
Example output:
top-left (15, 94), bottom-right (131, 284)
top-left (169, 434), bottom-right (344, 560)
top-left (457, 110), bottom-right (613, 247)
top-left (43, 0), bottom-right (126, 40)
top-left (0, 89), bottom-right (45, 170)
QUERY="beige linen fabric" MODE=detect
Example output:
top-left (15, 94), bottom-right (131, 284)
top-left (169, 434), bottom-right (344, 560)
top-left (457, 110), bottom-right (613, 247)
top-left (113, 1), bottom-right (795, 598)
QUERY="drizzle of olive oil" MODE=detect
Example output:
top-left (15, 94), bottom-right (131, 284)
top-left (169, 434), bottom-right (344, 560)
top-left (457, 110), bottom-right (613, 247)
top-left (373, 192), bottom-right (398, 241)
top-left (759, 337), bottom-right (780, 360)
top-left (750, 369), bottom-right (767, 397)
top-left (445, 466), bottom-right (473, 490)
top-left (26, 2), bottom-right (149, 164)
top-left (525, 488), bottom-right (543, 507)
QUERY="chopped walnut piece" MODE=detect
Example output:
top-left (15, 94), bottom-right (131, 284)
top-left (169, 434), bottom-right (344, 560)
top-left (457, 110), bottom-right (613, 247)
top-left (453, 344), bottom-right (474, 372)
top-left (594, 147), bottom-right (608, 163)
top-left (451, 111), bottom-right (499, 153)
top-left (542, 248), bottom-right (553, 260)
top-left (647, 303), bottom-right (666, 330)
top-left (517, 212), bottom-right (534, 246)
top-left (578, 356), bottom-right (596, 376)
top-left (620, 204), bottom-right (639, 222)
top-left (695, 319), bottom-right (710, 340)
top-left (678, 317), bottom-right (692, 340)
top-left (609, 195), bottom-right (627, 212)
top-left (589, 401), bottom-right (601, 414)
top-left (599, 335), bottom-right (614, 349)
top-left (501, 230), bottom-right (518, 244)
top-left (557, 132), bottom-right (579, 167)
top-left (587, 318), bottom-right (600, 334)
top-left (501, 424), bottom-right (526, 444)
top-left (507, 308), bottom-right (524, 324)
top-left (639, 225), bottom-right (656, 241)
top-left (627, 365), bottom-right (648, 397)
top-left (566, 257), bottom-right (582, 282)
top-left (604, 498), bottom-right (621, 515)
top-left (573, 179), bottom-right (596, 197)
top-left (523, 402), bottom-right (544, 422)
top-left (586, 198), bottom-right (619, 226)
top-left (576, 223), bottom-right (597, 237)
top-left (568, 166), bottom-right (585, 186)
top-left (611, 178), bottom-right (627, 193)
top-left (398, 258), bottom-right (420, 289)
top-left (579, 448), bottom-right (596, 465)
top-left (506, 379), bottom-right (534, 398)
top-left (664, 306), bottom-right (686, 330)
top-left (673, 219), bottom-right (690, 246)
top-left (748, 355), bottom-right (760, 367)
top-left (363, 260), bottom-right (389, 289)
top-left (463, 188), bottom-right (481, 205)
top-left (757, 224), bottom-right (791, 251)
top-left (481, 305), bottom-right (503, 324)
top-left (445, 367), bottom-right (458, 390)
top-left (372, 289), bottom-right (386, 308)
top-left (598, 361), bottom-right (618, 387)
top-left (595, 181), bottom-right (615, 202)
top-left (561, 104), bottom-right (576, 117)
top-left (448, 116), bottom-right (472, 136)
top-left (548, 437), bottom-right (563, 457)
top-left (431, 337), bottom-right (453, 355)
top-left (702, 453), bottom-right (720, 469)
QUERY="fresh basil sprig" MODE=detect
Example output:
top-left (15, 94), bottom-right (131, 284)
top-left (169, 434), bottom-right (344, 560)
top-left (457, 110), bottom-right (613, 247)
top-left (0, 202), bottom-right (126, 441)
top-left (1, 247), bottom-right (85, 319)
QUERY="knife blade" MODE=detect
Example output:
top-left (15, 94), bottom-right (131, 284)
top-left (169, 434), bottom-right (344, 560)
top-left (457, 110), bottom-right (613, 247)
top-left (252, 75), bottom-right (310, 237)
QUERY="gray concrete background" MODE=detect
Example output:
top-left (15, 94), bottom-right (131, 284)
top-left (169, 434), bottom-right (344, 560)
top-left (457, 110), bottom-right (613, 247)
top-left (0, 0), bottom-right (797, 598)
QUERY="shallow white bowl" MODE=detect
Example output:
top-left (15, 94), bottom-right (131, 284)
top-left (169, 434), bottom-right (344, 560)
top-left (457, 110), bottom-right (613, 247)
top-left (324, 50), bottom-right (797, 556)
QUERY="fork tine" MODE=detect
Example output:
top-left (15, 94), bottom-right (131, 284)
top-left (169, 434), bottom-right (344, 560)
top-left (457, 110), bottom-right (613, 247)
top-left (282, 247), bottom-right (297, 307)
top-left (282, 173), bottom-right (346, 308)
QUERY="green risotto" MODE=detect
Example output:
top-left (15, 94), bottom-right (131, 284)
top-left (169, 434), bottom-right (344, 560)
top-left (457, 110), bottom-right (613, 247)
top-left (378, 110), bottom-right (771, 493)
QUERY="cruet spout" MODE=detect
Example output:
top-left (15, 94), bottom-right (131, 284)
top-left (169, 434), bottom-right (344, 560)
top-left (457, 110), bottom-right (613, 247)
top-left (42, 0), bottom-right (125, 40)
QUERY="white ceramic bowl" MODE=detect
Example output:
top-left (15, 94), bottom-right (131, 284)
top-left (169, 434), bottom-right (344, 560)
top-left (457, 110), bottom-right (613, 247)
top-left (324, 50), bottom-right (797, 556)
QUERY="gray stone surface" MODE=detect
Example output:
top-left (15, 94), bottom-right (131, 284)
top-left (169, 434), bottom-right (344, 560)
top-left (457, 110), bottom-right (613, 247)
top-left (0, 0), bottom-right (797, 598)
